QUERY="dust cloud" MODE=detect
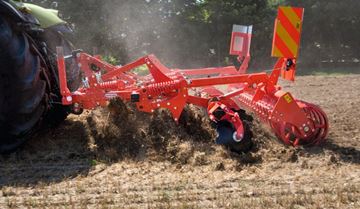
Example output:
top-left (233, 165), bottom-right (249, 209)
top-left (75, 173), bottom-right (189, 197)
top-left (101, 0), bottom-right (195, 67)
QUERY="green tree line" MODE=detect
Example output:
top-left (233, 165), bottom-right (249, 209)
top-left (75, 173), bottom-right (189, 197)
top-left (25, 0), bottom-right (360, 72)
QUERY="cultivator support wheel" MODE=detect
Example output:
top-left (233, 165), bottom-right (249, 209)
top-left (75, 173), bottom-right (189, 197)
top-left (207, 100), bottom-right (253, 152)
top-left (215, 120), bottom-right (253, 153)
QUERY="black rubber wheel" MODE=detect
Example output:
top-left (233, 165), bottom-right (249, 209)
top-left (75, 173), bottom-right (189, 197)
top-left (0, 15), bottom-right (80, 153)
top-left (40, 27), bottom-right (80, 128)
top-left (215, 120), bottom-right (253, 153)
top-left (0, 16), bottom-right (47, 153)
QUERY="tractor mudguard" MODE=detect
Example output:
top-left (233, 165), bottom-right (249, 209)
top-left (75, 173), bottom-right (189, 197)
top-left (6, 0), bottom-right (65, 28)
top-left (23, 3), bottom-right (65, 28)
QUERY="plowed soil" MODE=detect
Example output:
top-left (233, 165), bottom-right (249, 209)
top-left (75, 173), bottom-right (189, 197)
top-left (0, 75), bottom-right (359, 209)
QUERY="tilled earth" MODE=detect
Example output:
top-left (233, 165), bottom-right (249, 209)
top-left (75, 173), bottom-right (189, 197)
top-left (0, 75), bottom-right (359, 208)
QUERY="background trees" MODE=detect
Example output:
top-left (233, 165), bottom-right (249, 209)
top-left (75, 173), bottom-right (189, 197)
top-left (25, 0), bottom-right (359, 72)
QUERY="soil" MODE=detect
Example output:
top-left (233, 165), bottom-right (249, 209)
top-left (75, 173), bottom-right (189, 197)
top-left (0, 75), bottom-right (359, 208)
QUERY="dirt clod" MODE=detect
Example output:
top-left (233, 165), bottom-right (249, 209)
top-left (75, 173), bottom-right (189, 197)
top-left (192, 151), bottom-right (208, 166)
top-left (287, 150), bottom-right (299, 163)
top-left (329, 154), bottom-right (338, 164)
top-left (214, 162), bottom-right (225, 171)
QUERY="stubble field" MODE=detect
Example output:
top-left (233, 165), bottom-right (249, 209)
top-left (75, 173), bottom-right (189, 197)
top-left (0, 74), bottom-right (359, 208)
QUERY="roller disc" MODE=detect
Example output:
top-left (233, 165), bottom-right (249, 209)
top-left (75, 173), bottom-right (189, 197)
top-left (271, 101), bottom-right (329, 146)
top-left (299, 101), bottom-right (329, 145)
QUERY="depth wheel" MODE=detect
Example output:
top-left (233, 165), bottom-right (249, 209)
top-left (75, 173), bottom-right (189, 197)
top-left (216, 120), bottom-right (253, 153)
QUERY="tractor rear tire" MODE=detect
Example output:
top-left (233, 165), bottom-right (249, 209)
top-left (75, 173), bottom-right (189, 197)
top-left (0, 16), bottom-right (78, 153)
top-left (0, 16), bottom-right (47, 153)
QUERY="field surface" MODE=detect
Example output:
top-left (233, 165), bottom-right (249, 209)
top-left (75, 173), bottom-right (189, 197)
top-left (0, 75), bottom-right (359, 209)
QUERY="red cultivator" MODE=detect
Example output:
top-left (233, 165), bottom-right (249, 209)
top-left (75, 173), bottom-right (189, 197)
top-left (56, 7), bottom-right (328, 152)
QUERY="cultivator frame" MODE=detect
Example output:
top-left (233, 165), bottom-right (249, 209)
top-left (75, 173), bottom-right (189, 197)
top-left (56, 6), bottom-right (328, 151)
